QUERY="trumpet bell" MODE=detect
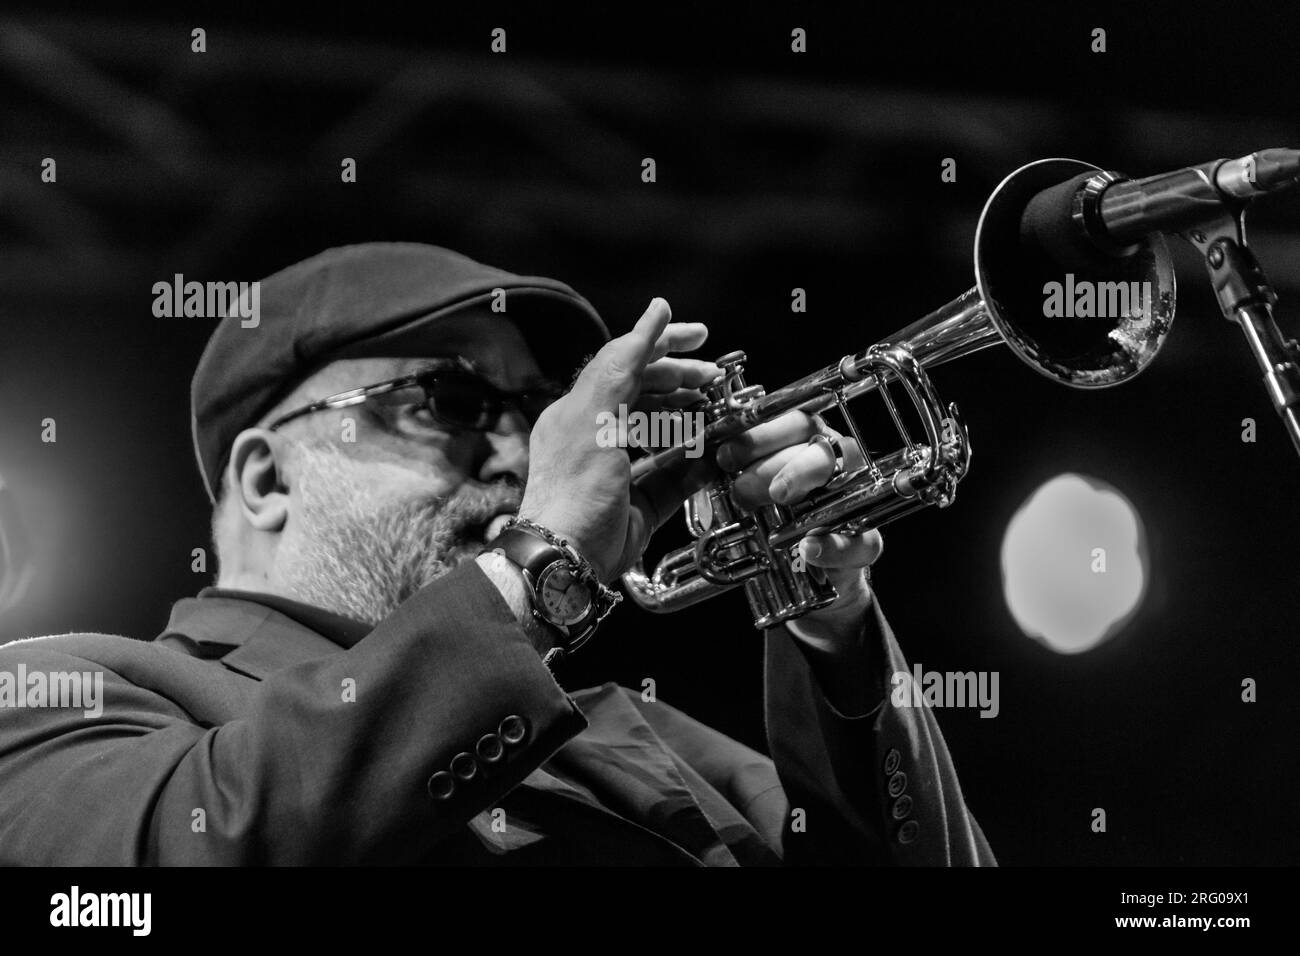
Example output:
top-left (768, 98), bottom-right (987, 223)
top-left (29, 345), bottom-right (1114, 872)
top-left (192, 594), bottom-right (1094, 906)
top-left (976, 158), bottom-right (1176, 388)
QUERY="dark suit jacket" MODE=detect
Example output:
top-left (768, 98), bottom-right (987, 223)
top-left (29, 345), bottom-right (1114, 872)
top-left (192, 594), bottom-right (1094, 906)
top-left (0, 562), bottom-right (994, 865)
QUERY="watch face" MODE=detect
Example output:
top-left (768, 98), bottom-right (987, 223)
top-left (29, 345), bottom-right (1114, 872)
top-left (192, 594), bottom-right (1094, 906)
top-left (537, 563), bottom-right (594, 627)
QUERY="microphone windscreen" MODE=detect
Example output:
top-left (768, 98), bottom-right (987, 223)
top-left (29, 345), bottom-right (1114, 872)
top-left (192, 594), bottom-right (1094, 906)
top-left (1019, 170), bottom-right (1128, 273)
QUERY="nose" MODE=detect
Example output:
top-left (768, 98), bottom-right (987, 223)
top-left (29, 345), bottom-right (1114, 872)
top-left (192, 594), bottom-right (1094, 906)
top-left (477, 408), bottom-right (530, 486)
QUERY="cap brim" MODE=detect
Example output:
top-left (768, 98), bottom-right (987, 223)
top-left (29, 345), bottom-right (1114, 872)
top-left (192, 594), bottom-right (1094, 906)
top-left (335, 287), bottom-right (607, 382)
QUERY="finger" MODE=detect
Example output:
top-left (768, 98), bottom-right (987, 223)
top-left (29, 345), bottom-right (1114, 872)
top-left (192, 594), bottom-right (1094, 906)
top-left (716, 410), bottom-right (819, 472)
top-left (728, 444), bottom-right (805, 508)
top-left (627, 297), bottom-right (674, 365)
top-left (800, 530), bottom-right (884, 569)
top-left (641, 357), bottom-right (724, 393)
top-left (729, 440), bottom-right (836, 508)
top-left (731, 426), bottom-right (870, 507)
top-left (649, 322), bottom-right (710, 362)
top-left (835, 434), bottom-right (867, 471)
top-left (769, 439), bottom-right (841, 504)
top-left (804, 430), bottom-right (868, 475)
top-left (582, 298), bottom-right (673, 397)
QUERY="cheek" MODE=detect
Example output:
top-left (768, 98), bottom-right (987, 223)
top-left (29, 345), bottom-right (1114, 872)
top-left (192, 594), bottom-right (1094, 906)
top-left (293, 454), bottom-right (457, 522)
top-left (344, 435), bottom-right (467, 499)
top-left (367, 460), bottom-right (460, 503)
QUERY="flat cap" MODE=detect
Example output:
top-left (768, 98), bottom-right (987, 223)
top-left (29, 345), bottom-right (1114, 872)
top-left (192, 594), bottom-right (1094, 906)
top-left (191, 242), bottom-right (609, 503)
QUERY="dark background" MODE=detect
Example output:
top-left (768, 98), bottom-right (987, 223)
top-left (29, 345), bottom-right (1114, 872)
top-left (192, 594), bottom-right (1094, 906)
top-left (1, 1), bottom-right (1296, 864)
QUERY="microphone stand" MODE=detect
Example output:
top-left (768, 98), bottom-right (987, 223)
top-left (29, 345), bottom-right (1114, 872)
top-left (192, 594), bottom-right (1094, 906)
top-left (1180, 208), bottom-right (1300, 457)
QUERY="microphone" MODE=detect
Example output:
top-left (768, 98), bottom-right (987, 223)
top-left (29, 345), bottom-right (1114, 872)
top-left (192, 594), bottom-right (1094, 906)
top-left (1020, 148), bottom-right (1300, 271)
top-left (1014, 149), bottom-right (1300, 457)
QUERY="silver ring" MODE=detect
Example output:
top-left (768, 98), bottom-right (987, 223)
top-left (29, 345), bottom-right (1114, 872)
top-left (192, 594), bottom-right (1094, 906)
top-left (808, 433), bottom-right (845, 483)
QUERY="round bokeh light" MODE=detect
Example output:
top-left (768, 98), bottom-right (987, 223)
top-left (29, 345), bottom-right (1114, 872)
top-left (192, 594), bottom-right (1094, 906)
top-left (1001, 473), bottom-right (1147, 653)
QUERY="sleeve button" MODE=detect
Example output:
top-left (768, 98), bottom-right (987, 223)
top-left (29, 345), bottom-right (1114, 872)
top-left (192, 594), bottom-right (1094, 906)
top-left (476, 733), bottom-right (505, 763)
top-left (499, 715), bottom-right (529, 746)
top-left (450, 752), bottom-right (479, 782)
top-left (897, 819), bottom-right (920, 844)
top-left (887, 771), bottom-right (908, 798)
top-left (427, 771), bottom-right (456, 801)
top-left (883, 748), bottom-right (901, 775)
top-left (890, 795), bottom-right (913, 820)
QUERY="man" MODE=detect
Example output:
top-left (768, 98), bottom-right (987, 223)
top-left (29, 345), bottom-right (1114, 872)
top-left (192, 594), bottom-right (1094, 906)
top-left (0, 243), bottom-right (993, 865)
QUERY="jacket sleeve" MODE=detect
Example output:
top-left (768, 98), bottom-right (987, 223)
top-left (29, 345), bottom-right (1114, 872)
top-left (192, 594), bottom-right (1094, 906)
top-left (0, 562), bottom-right (587, 865)
top-left (763, 596), bottom-right (996, 866)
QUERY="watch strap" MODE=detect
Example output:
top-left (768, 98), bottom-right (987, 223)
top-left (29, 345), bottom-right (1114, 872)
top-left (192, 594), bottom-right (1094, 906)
top-left (487, 519), bottom-right (621, 658)
top-left (491, 525), bottom-right (565, 584)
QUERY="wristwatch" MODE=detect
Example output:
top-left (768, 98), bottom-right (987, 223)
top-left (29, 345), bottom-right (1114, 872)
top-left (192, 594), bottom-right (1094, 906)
top-left (486, 518), bottom-right (622, 661)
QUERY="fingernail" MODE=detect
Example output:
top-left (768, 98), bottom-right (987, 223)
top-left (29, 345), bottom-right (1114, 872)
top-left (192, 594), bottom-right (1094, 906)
top-left (717, 445), bottom-right (736, 471)
top-left (803, 539), bottom-right (822, 559)
top-left (772, 479), bottom-right (791, 503)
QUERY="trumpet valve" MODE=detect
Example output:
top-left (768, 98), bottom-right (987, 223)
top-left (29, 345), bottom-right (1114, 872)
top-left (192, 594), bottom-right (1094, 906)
top-left (707, 350), bottom-right (767, 414)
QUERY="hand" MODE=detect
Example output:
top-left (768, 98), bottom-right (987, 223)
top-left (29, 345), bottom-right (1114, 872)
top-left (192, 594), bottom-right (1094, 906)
top-left (718, 410), bottom-right (885, 628)
top-left (518, 298), bottom-right (722, 582)
top-left (719, 411), bottom-right (886, 713)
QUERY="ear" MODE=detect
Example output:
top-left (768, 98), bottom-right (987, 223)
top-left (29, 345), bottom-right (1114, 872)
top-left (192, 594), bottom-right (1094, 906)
top-left (226, 428), bottom-right (290, 533)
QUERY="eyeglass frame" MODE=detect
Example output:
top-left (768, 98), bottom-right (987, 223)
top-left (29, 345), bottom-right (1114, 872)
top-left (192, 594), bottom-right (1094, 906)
top-left (265, 357), bottom-right (565, 434)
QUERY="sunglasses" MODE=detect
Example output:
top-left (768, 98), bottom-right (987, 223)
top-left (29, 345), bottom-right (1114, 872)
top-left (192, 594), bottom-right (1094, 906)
top-left (267, 359), bottom-right (565, 434)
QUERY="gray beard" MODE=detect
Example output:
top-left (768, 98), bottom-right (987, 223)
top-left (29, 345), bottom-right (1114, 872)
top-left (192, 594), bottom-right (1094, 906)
top-left (278, 445), bottom-right (522, 627)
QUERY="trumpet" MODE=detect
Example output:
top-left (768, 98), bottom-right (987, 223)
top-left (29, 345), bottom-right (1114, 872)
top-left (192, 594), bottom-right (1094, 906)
top-left (622, 158), bottom-right (1177, 629)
